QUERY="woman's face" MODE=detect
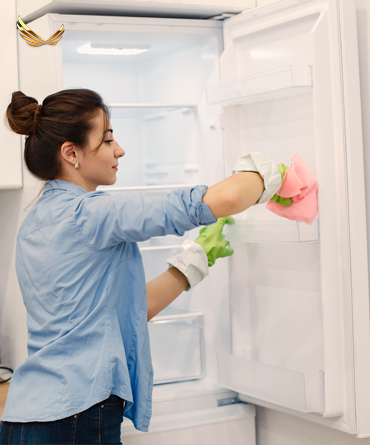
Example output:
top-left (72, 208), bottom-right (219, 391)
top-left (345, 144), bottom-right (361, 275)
top-left (79, 109), bottom-right (125, 191)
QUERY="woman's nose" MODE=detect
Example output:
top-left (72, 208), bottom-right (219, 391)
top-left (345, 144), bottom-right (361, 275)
top-left (117, 145), bottom-right (125, 158)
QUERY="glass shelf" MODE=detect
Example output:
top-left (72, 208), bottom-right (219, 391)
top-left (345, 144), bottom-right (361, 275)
top-left (139, 230), bottom-right (191, 251)
top-left (139, 244), bottom-right (182, 252)
top-left (97, 184), bottom-right (198, 192)
top-left (223, 219), bottom-right (319, 244)
top-left (217, 352), bottom-right (324, 413)
top-left (108, 103), bottom-right (197, 119)
top-left (206, 65), bottom-right (312, 106)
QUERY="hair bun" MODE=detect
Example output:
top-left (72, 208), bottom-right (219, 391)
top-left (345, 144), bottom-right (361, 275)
top-left (6, 91), bottom-right (41, 136)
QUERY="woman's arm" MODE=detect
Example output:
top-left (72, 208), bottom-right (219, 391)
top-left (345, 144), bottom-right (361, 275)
top-left (147, 172), bottom-right (265, 320)
top-left (147, 268), bottom-right (189, 321)
top-left (202, 172), bottom-right (264, 219)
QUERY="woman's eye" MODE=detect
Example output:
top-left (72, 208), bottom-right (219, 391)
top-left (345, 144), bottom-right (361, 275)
top-left (105, 140), bottom-right (114, 145)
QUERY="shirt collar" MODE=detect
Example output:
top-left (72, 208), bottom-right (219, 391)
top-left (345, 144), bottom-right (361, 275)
top-left (43, 179), bottom-right (88, 196)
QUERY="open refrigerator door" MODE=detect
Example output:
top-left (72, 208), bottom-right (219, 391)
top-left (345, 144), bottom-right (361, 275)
top-left (205, 0), bottom-right (370, 437)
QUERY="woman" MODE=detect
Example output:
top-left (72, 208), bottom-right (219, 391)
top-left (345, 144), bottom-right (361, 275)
top-left (0, 89), bottom-right (281, 444)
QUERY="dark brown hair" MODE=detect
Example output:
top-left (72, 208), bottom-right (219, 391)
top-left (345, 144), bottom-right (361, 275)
top-left (6, 89), bottom-right (110, 182)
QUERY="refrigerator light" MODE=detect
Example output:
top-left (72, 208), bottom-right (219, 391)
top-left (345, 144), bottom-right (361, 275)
top-left (77, 43), bottom-right (151, 56)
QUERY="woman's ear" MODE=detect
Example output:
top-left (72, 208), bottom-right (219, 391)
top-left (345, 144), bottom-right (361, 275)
top-left (60, 142), bottom-right (79, 167)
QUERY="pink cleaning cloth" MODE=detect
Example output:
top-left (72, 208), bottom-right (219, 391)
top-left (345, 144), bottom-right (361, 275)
top-left (266, 153), bottom-right (318, 225)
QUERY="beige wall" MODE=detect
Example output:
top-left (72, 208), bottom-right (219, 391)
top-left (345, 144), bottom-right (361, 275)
top-left (257, 0), bottom-right (282, 6)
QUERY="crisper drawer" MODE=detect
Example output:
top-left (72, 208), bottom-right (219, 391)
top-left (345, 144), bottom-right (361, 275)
top-left (148, 306), bottom-right (205, 385)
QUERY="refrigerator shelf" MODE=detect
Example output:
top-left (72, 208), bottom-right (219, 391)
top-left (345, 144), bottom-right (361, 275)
top-left (138, 229), bottom-right (194, 260)
top-left (223, 219), bottom-right (319, 244)
top-left (217, 353), bottom-right (324, 413)
top-left (108, 103), bottom-right (197, 119)
top-left (139, 244), bottom-right (182, 252)
top-left (206, 65), bottom-right (312, 106)
top-left (97, 184), bottom-right (198, 192)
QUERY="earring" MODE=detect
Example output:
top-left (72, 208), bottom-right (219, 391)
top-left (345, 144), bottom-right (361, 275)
top-left (75, 162), bottom-right (79, 169)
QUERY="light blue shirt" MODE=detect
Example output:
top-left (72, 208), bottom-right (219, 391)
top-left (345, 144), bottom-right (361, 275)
top-left (1, 179), bottom-right (216, 432)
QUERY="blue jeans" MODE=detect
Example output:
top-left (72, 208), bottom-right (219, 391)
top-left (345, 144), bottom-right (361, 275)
top-left (0, 394), bottom-right (125, 444)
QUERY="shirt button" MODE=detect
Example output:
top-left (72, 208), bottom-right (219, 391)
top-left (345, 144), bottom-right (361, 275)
top-left (74, 415), bottom-right (77, 418)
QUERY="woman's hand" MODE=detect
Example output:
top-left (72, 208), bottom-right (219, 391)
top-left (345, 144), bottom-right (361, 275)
top-left (269, 163), bottom-right (292, 207)
top-left (195, 217), bottom-right (235, 267)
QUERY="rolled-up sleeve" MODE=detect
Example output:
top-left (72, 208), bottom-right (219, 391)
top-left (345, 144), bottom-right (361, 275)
top-left (73, 185), bottom-right (216, 249)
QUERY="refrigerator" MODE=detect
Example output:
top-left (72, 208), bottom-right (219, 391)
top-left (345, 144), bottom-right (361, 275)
top-left (15, 0), bottom-right (370, 442)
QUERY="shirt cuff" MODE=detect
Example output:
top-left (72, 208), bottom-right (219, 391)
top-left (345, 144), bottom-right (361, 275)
top-left (190, 186), bottom-right (217, 226)
top-left (167, 240), bottom-right (209, 291)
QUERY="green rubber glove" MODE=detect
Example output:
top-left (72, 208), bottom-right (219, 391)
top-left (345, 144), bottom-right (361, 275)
top-left (269, 163), bottom-right (292, 207)
top-left (195, 216), bottom-right (235, 267)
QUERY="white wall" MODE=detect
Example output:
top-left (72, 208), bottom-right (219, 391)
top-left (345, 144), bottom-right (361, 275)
top-left (0, 1), bottom-right (31, 370)
top-left (0, 178), bottom-right (38, 369)
top-left (0, 0), bottom-right (22, 190)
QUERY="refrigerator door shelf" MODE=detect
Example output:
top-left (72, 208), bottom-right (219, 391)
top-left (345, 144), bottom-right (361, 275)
top-left (149, 306), bottom-right (205, 385)
top-left (223, 219), bottom-right (319, 244)
top-left (206, 65), bottom-right (312, 106)
top-left (217, 352), bottom-right (324, 414)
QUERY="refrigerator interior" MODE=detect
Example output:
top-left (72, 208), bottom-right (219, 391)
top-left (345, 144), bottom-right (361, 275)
top-left (62, 30), bottom-right (219, 188)
top-left (60, 21), bottom-right (234, 399)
